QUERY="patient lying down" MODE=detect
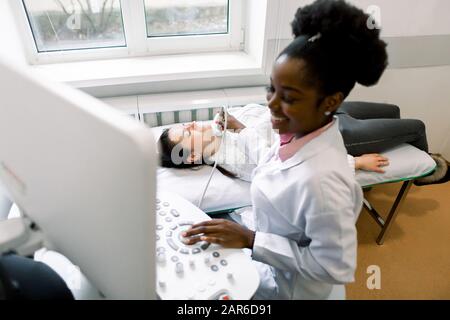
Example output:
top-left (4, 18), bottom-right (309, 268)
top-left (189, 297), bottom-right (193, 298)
top-left (157, 105), bottom-right (389, 182)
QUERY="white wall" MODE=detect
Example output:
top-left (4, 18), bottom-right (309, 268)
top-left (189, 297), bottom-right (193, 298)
top-left (442, 138), bottom-right (450, 160)
top-left (277, 0), bottom-right (450, 38)
top-left (347, 66), bottom-right (450, 154)
top-left (0, 1), bottom-right (27, 65)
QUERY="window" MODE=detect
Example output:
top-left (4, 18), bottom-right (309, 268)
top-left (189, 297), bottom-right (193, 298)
top-left (15, 0), bottom-right (243, 64)
top-left (22, 0), bottom-right (126, 52)
top-left (143, 0), bottom-right (229, 37)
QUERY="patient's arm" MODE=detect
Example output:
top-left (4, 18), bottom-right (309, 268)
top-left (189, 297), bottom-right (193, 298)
top-left (355, 154), bottom-right (389, 173)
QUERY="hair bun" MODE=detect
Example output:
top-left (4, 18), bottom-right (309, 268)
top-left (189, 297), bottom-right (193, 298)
top-left (291, 0), bottom-right (388, 87)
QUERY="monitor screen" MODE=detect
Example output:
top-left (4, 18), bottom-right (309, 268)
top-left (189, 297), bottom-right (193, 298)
top-left (0, 57), bottom-right (157, 299)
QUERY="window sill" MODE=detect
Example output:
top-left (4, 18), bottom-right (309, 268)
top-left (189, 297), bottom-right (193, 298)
top-left (31, 51), bottom-right (266, 94)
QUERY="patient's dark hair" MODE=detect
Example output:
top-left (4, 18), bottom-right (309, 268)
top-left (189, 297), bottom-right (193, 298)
top-left (159, 128), bottom-right (199, 169)
top-left (158, 128), bottom-right (236, 178)
top-left (285, 0), bottom-right (388, 98)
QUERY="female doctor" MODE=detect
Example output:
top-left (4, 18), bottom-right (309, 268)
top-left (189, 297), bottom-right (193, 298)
top-left (182, 0), bottom-right (388, 299)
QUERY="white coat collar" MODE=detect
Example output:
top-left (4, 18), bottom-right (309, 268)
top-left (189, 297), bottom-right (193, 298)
top-left (277, 116), bottom-right (341, 171)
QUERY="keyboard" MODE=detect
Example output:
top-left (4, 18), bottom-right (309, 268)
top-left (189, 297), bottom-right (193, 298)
top-left (155, 191), bottom-right (260, 300)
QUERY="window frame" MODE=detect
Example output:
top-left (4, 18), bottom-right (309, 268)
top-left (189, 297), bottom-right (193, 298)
top-left (141, 0), bottom-right (243, 55)
top-left (12, 0), bottom-right (244, 65)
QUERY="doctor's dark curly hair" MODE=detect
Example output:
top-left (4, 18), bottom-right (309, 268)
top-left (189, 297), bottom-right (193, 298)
top-left (284, 0), bottom-right (388, 98)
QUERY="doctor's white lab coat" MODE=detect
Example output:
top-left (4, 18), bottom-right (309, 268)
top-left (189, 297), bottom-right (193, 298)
top-left (246, 119), bottom-right (363, 300)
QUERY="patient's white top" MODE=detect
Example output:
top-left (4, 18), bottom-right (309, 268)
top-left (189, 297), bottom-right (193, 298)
top-left (209, 104), bottom-right (275, 181)
top-left (210, 104), bottom-right (356, 180)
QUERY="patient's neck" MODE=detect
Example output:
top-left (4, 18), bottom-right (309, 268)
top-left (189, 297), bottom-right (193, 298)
top-left (203, 135), bottom-right (222, 160)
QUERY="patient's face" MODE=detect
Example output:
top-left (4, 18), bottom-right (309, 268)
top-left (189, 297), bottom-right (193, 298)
top-left (168, 121), bottom-right (215, 161)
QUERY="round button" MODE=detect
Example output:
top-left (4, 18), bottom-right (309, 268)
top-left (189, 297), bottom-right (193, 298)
top-left (163, 202), bottom-right (170, 207)
top-left (156, 225), bottom-right (163, 231)
top-left (157, 252), bottom-right (166, 263)
top-left (200, 242), bottom-right (211, 250)
top-left (156, 235), bottom-right (160, 241)
top-left (165, 217), bottom-right (172, 223)
top-left (156, 205), bottom-right (161, 210)
top-left (175, 262), bottom-right (184, 274)
top-left (156, 247), bottom-right (165, 253)
top-left (211, 265), bottom-right (219, 272)
top-left (179, 249), bottom-right (189, 254)
top-left (159, 211), bottom-right (167, 216)
top-left (220, 259), bottom-right (228, 266)
top-left (156, 199), bottom-right (161, 204)
top-left (171, 256), bottom-right (179, 262)
top-left (212, 252), bottom-right (220, 258)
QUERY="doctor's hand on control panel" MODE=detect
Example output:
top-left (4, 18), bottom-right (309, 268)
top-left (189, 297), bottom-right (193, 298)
top-left (182, 219), bottom-right (255, 249)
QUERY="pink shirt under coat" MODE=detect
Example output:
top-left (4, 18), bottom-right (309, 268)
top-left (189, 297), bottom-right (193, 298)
top-left (278, 119), bottom-right (336, 162)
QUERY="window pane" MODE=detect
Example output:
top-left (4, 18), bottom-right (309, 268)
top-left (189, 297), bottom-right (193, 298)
top-left (144, 0), bottom-right (229, 37)
top-left (22, 0), bottom-right (126, 52)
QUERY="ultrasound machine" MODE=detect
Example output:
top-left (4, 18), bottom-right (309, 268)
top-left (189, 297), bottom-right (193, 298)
top-left (0, 57), bottom-right (259, 299)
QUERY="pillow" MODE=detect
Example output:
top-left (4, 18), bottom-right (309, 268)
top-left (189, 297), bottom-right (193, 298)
top-left (355, 143), bottom-right (436, 187)
top-left (157, 166), bottom-right (252, 213)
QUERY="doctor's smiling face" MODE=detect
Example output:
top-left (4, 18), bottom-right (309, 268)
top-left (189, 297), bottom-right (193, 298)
top-left (266, 54), bottom-right (342, 137)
